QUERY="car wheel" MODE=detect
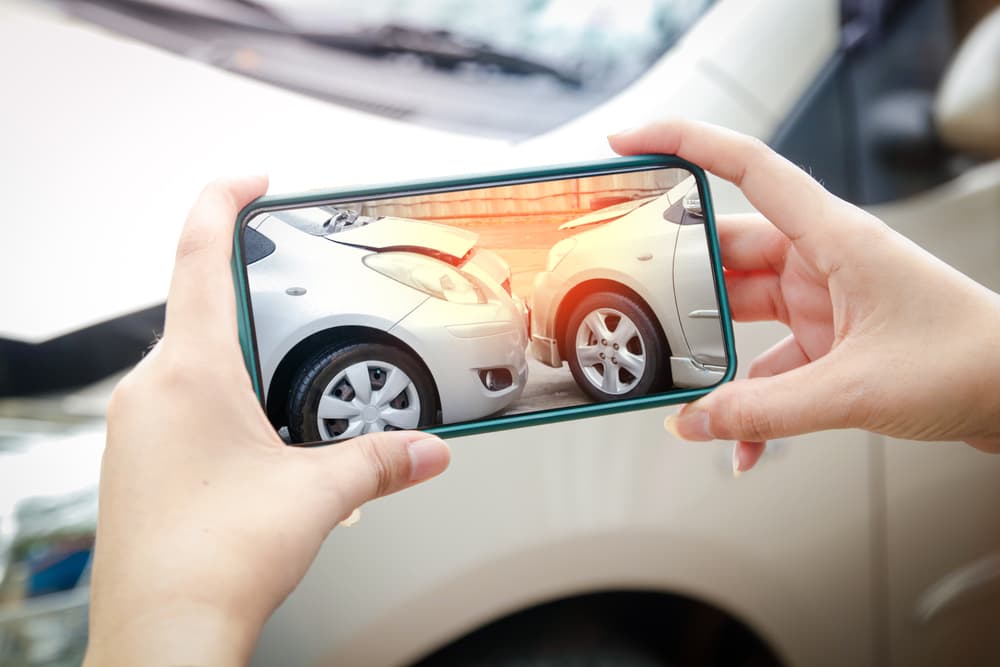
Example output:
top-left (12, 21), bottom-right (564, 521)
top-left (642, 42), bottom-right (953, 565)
top-left (287, 342), bottom-right (437, 444)
top-left (564, 292), bottom-right (668, 401)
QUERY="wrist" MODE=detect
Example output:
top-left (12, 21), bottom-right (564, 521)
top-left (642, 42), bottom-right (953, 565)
top-left (957, 290), bottom-right (1000, 449)
top-left (84, 600), bottom-right (261, 667)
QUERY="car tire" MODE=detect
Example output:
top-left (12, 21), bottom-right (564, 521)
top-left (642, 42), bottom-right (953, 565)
top-left (287, 342), bottom-right (437, 444)
top-left (421, 643), bottom-right (665, 667)
top-left (564, 291), bottom-right (668, 401)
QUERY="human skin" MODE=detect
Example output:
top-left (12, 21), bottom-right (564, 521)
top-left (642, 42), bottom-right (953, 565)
top-left (82, 177), bottom-right (451, 667)
top-left (610, 120), bottom-right (1000, 474)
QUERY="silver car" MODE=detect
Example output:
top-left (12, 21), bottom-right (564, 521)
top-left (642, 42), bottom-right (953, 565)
top-left (245, 207), bottom-right (528, 442)
top-left (529, 178), bottom-right (726, 401)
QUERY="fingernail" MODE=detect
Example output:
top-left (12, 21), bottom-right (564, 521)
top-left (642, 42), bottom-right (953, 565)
top-left (732, 445), bottom-right (743, 478)
top-left (664, 410), bottom-right (713, 441)
top-left (607, 127), bottom-right (636, 141)
top-left (338, 507), bottom-right (361, 527)
top-left (407, 437), bottom-right (450, 482)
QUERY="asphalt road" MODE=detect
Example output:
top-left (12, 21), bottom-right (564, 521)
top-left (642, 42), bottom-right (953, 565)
top-left (504, 353), bottom-right (589, 415)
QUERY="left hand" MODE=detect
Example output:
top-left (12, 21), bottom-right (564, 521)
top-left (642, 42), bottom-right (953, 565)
top-left (84, 176), bottom-right (451, 667)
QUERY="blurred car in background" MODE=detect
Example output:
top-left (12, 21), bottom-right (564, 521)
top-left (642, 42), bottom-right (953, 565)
top-left (2, 0), bottom-right (1000, 666)
top-left (245, 207), bottom-right (528, 443)
top-left (530, 179), bottom-right (726, 401)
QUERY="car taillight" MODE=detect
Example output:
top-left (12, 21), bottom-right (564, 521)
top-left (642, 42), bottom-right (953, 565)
top-left (501, 277), bottom-right (511, 295)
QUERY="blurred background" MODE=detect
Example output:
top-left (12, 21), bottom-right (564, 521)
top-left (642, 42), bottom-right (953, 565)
top-left (1, 0), bottom-right (999, 665)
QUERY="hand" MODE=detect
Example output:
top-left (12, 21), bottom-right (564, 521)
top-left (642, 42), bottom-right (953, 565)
top-left (83, 177), bottom-right (451, 667)
top-left (609, 120), bottom-right (1000, 473)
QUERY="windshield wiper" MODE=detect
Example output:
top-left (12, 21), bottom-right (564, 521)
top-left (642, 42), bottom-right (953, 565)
top-left (295, 24), bottom-right (582, 88)
top-left (62, 1), bottom-right (584, 87)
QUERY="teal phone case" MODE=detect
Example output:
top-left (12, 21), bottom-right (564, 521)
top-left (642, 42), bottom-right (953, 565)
top-left (232, 154), bottom-right (736, 441)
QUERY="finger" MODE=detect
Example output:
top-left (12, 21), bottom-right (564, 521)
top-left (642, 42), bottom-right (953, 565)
top-left (717, 214), bottom-right (789, 272)
top-left (164, 175), bottom-right (268, 347)
top-left (723, 271), bottom-right (787, 323)
top-left (730, 335), bottom-right (811, 473)
top-left (309, 431), bottom-right (450, 512)
top-left (748, 334), bottom-right (811, 379)
top-left (609, 120), bottom-right (851, 254)
top-left (733, 441), bottom-right (765, 476)
top-left (665, 354), bottom-right (852, 443)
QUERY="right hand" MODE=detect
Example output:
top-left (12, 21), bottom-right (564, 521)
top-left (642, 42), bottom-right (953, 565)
top-left (609, 120), bottom-right (1000, 473)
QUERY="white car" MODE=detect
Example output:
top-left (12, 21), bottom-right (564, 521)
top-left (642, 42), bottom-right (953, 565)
top-left (246, 207), bottom-right (528, 442)
top-left (530, 178), bottom-right (726, 400)
top-left (4, 2), bottom-right (1000, 667)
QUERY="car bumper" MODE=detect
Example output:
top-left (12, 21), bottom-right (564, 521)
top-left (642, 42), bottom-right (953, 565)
top-left (391, 296), bottom-right (529, 424)
top-left (528, 269), bottom-right (563, 367)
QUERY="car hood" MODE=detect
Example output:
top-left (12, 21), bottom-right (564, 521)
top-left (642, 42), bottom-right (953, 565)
top-left (329, 217), bottom-right (479, 263)
top-left (0, 1), bottom-right (508, 344)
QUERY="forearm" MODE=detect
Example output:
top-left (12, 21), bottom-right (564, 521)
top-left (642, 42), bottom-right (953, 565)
top-left (964, 291), bottom-right (1000, 451)
top-left (84, 601), bottom-right (260, 667)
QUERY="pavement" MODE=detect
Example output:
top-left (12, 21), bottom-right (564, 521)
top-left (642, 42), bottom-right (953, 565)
top-left (504, 354), bottom-right (588, 415)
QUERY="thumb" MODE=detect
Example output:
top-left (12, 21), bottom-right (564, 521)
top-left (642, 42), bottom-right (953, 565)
top-left (665, 360), bottom-right (855, 443)
top-left (307, 431), bottom-right (451, 512)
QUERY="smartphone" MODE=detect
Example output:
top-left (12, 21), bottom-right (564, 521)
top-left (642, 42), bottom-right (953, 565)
top-left (232, 155), bottom-right (736, 445)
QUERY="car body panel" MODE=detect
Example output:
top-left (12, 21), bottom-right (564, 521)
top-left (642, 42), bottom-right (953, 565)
top-left (251, 419), bottom-right (874, 667)
top-left (672, 221), bottom-right (726, 366)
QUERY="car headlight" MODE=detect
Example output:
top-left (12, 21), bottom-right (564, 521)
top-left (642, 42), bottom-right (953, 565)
top-left (546, 237), bottom-right (577, 272)
top-left (364, 252), bottom-right (486, 304)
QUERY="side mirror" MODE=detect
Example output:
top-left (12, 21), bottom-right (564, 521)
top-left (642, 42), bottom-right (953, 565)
top-left (935, 8), bottom-right (1000, 157)
top-left (682, 188), bottom-right (703, 218)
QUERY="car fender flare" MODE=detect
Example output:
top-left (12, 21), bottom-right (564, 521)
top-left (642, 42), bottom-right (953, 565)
top-left (263, 321), bottom-right (441, 428)
top-left (320, 529), bottom-right (796, 667)
top-left (549, 271), bottom-right (681, 361)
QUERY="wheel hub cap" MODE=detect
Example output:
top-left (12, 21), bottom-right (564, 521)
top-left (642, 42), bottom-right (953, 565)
top-left (575, 307), bottom-right (646, 395)
top-left (315, 360), bottom-right (422, 440)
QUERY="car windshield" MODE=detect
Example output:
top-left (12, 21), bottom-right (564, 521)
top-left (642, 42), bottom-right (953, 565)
top-left (57, 0), bottom-right (716, 138)
top-left (256, 0), bottom-right (714, 87)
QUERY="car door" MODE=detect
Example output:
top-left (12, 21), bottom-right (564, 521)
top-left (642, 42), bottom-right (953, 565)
top-left (772, 1), bottom-right (1000, 664)
top-left (669, 197), bottom-right (726, 367)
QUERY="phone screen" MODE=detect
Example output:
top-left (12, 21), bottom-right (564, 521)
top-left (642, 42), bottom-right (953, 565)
top-left (239, 164), bottom-right (732, 444)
